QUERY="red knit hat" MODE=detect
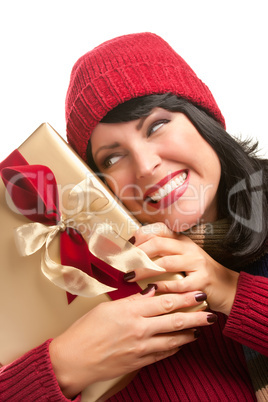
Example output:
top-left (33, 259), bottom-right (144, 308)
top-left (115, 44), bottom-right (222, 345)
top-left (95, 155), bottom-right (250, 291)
top-left (66, 32), bottom-right (225, 162)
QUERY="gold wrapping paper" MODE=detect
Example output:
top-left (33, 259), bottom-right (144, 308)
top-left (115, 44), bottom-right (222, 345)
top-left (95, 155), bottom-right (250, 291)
top-left (0, 123), bottom-right (205, 401)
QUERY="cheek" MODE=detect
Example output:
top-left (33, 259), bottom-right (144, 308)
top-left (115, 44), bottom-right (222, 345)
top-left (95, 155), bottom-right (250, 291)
top-left (207, 152), bottom-right (221, 187)
top-left (105, 176), bottom-right (123, 198)
top-left (105, 175), bottom-right (141, 205)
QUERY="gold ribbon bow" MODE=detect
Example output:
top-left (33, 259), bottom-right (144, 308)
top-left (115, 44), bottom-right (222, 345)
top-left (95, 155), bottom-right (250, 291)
top-left (14, 177), bottom-right (165, 298)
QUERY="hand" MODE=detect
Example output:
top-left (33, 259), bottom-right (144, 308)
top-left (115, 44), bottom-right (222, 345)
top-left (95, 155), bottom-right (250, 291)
top-left (49, 286), bottom-right (216, 399)
top-left (125, 223), bottom-right (239, 316)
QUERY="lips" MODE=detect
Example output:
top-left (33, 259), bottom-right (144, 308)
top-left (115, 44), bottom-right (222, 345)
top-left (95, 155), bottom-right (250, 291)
top-left (144, 170), bottom-right (189, 209)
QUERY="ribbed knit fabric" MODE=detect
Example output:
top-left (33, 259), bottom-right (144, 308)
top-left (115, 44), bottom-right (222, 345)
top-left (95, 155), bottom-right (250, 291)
top-left (108, 312), bottom-right (257, 401)
top-left (0, 339), bottom-right (81, 402)
top-left (65, 33), bottom-right (225, 162)
top-left (107, 259), bottom-right (268, 402)
top-left (225, 256), bottom-right (268, 401)
top-left (225, 268), bottom-right (268, 353)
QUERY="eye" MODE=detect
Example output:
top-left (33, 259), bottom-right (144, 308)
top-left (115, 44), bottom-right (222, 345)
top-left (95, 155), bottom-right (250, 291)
top-left (102, 154), bottom-right (122, 169)
top-left (148, 119), bottom-right (169, 136)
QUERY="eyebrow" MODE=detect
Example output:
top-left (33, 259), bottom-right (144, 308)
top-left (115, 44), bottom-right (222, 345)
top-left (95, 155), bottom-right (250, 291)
top-left (94, 115), bottom-right (149, 159)
top-left (94, 142), bottom-right (121, 159)
top-left (135, 115), bottom-right (147, 130)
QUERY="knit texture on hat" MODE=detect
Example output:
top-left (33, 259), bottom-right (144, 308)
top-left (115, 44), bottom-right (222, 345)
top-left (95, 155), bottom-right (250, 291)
top-left (66, 32), bottom-right (225, 162)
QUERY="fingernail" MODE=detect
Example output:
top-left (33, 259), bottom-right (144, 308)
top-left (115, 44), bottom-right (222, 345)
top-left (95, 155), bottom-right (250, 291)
top-left (147, 283), bottom-right (158, 291)
top-left (194, 329), bottom-right (201, 338)
top-left (207, 313), bottom-right (218, 323)
top-left (140, 284), bottom-right (157, 295)
top-left (195, 292), bottom-right (207, 302)
top-left (123, 271), bottom-right (136, 281)
top-left (128, 236), bottom-right (136, 244)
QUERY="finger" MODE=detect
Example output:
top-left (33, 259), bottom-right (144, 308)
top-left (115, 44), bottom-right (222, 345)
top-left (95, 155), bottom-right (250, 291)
top-left (148, 309), bottom-right (216, 337)
top-left (137, 237), bottom-right (184, 259)
top-left (134, 222), bottom-right (177, 246)
top-left (132, 255), bottom-right (190, 282)
top-left (135, 291), bottom-right (205, 317)
top-left (154, 275), bottom-right (203, 295)
top-left (140, 328), bottom-right (201, 361)
top-left (153, 278), bottom-right (191, 294)
top-left (124, 254), bottom-right (192, 283)
top-left (155, 254), bottom-right (195, 271)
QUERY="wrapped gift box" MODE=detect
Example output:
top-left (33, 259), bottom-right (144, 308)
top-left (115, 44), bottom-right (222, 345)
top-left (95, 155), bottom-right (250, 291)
top-left (0, 123), bottom-right (148, 401)
top-left (0, 123), bottom-right (205, 401)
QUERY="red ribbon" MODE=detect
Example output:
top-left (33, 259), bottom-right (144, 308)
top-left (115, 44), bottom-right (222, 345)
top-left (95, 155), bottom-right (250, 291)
top-left (0, 150), bottom-right (141, 303)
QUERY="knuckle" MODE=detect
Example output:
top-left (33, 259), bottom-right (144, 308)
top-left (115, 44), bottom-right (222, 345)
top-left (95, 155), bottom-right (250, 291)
top-left (167, 335), bottom-right (179, 350)
top-left (160, 295), bottom-right (175, 313)
top-left (171, 314), bottom-right (184, 331)
top-left (203, 272), bottom-right (210, 285)
top-left (197, 255), bottom-right (206, 265)
top-left (154, 346), bottom-right (178, 362)
top-left (155, 222), bottom-right (169, 234)
top-left (154, 350), bottom-right (167, 363)
top-left (151, 236), bottom-right (162, 248)
top-left (134, 342), bottom-right (146, 356)
top-left (135, 324), bottom-right (147, 341)
top-left (182, 292), bottom-right (196, 307)
top-left (160, 281), bottom-right (173, 292)
top-left (160, 255), bottom-right (172, 267)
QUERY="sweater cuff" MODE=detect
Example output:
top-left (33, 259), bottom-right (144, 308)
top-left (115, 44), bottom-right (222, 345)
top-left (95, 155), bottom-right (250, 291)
top-left (0, 339), bottom-right (81, 401)
top-left (224, 271), bottom-right (268, 355)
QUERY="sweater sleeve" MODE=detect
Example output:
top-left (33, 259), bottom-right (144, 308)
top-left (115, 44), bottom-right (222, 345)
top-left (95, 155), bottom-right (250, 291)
top-left (223, 271), bottom-right (268, 356)
top-left (0, 339), bottom-right (81, 402)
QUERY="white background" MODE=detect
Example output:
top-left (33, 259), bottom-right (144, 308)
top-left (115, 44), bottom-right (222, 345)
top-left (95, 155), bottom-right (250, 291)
top-left (0, 0), bottom-right (267, 161)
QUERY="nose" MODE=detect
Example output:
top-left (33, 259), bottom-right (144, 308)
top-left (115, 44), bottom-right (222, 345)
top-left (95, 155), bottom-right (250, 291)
top-left (133, 148), bottom-right (161, 179)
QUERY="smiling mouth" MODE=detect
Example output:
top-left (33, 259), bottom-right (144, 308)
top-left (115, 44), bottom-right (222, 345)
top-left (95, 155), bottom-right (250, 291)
top-left (145, 171), bottom-right (188, 203)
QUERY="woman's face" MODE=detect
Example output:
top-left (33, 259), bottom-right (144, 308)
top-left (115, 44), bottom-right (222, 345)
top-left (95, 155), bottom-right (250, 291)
top-left (91, 108), bottom-right (221, 232)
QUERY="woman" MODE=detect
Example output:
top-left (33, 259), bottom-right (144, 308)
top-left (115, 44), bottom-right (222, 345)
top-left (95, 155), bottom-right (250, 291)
top-left (1, 32), bottom-right (267, 401)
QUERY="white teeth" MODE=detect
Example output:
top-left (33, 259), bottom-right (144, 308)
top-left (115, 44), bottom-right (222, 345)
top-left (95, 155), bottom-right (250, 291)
top-left (171, 181), bottom-right (177, 190)
top-left (159, 187), bottom-right (166, 198)
top-left (152, 193), bottom-right (161, 201)
top-left (149, 172), bottom-right (188, 202)
top-left (165, 183), bottom-right (172, 193)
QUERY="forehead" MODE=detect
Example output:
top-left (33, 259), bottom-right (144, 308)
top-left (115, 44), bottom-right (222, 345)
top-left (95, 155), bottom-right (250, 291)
top-left (91, 120), bottom-right (135, 147)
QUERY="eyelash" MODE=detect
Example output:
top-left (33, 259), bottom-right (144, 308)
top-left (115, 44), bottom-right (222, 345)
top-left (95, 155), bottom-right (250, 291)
top-left (148, 119), bottom-right (170, 136)
top-left (101, 154), bottom-right (121, 169)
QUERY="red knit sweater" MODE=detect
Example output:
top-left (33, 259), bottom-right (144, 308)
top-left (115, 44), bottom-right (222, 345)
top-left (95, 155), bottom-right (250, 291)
top-left (1, 270), bottom-right (267, 402)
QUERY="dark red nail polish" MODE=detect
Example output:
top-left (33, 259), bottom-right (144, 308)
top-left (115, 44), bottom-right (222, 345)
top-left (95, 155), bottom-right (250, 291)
top-left (128, 236), bottom-right (136, 244)
top-left (140, 284), bottom-right (157, 295)
top-left (207, 313), bottom-right (218, 323)
top-left (123, 271), bottom-right (136, 281)
top-left (147, 283), bottom-right (158, 291)
top-left (195, 293), bottom-right (207, 302)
